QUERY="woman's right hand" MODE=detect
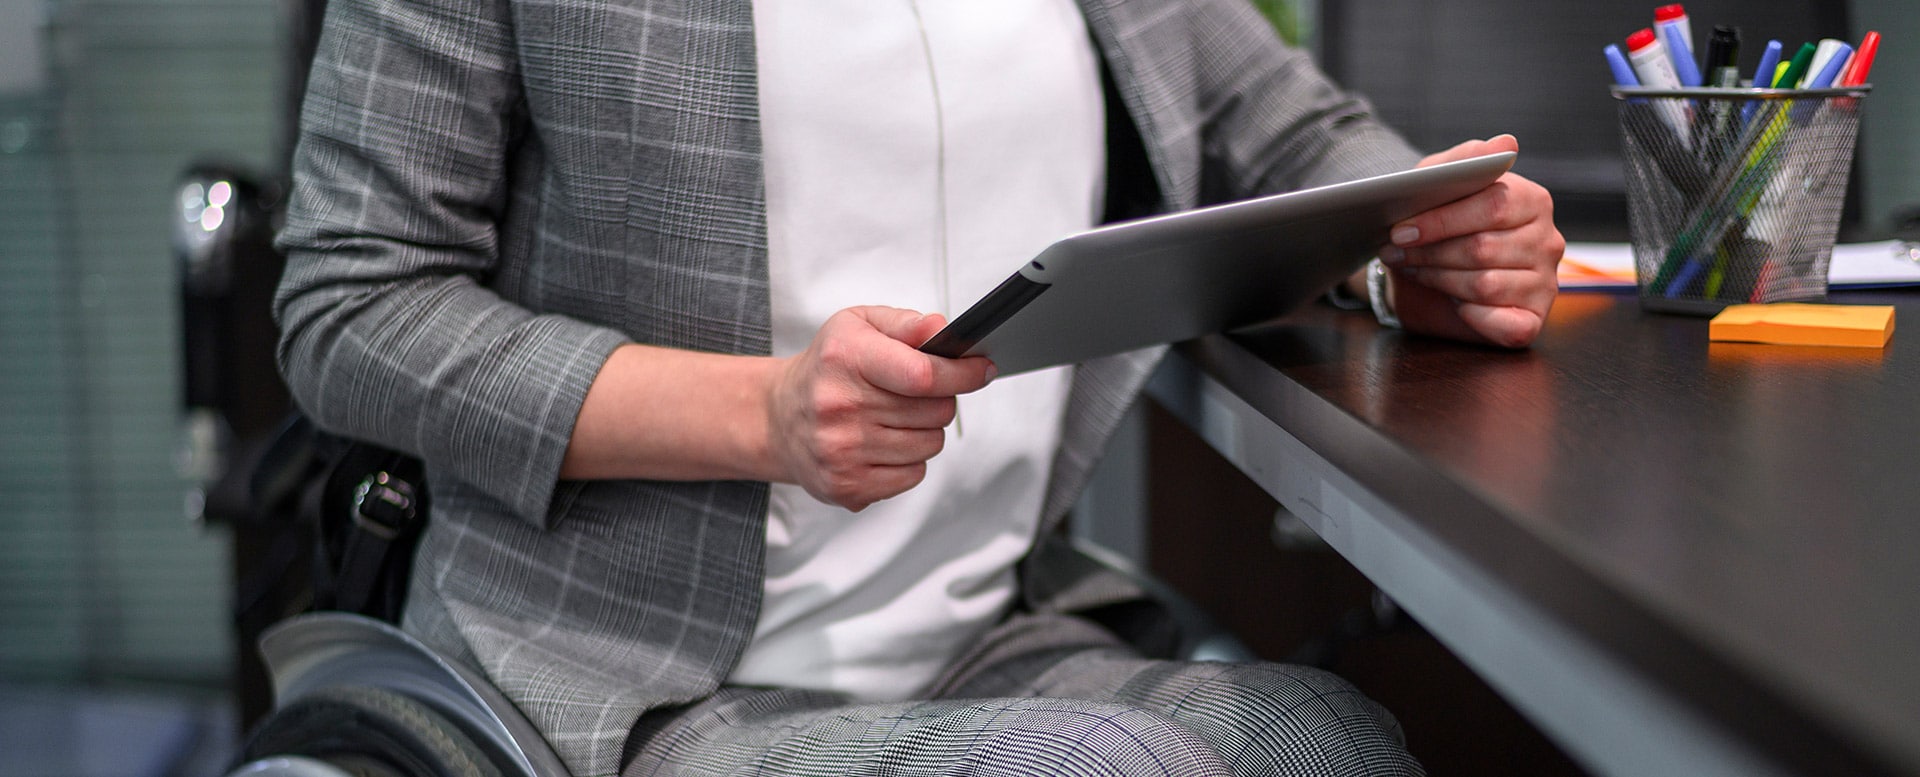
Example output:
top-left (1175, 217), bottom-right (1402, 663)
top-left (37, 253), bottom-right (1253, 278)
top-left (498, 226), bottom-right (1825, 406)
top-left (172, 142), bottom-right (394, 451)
top-left (768, 306), bottom-right (996, 512)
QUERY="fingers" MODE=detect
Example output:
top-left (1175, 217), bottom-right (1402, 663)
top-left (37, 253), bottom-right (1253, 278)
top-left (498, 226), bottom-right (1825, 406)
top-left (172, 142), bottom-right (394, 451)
top-left (1387, 275), bottom-right (1481, 343)
top-left (862, 306), bottom-right (947, 345)
top-left (837, 464), bottom-right (928, 513)
top-left (846, 307), bottom-right (995, 398)
top-left (1389, 272), bottom-right (1550, 349)
top-left (1394, 135), bottom-right (1540, 261)
top-left (1381, 135), bottom-right (1564, 350)
top-left (825, 426), bottom-right (948, 467)
top-left (1383, 175), bottom-right (1555, 264)
top-left (1457, 301), bottom-right (1548, 349)
top-left (771, 306), bottom-right (998, 510)
top-left (1416, 133), bottom-right (1519, 169)
top-left (809, 385), bottom-right (957, 433)
top-left (1398, 180), bottom-right (1527, 254)
top-left (1398, 266), bottom-right (1558, 313)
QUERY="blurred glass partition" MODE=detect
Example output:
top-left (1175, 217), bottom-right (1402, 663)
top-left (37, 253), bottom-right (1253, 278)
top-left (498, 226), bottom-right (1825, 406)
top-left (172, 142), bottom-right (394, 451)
top-left (0, 0), bottom-right (280, 687)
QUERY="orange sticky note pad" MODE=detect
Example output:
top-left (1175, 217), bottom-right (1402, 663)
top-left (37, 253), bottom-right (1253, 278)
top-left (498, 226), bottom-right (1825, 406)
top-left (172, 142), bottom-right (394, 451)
top-left (1708, 303), bottom-right (1895, 348)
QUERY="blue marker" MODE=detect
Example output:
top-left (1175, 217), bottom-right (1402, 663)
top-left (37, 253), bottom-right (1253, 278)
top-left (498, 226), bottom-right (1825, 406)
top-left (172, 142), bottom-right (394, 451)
top-left (1805, 42), bottom-right (1854, 88)
top-left (1751, 40), bottom-right (1784, 87)
top-left (1604, 44), bottom-right (1641, 86)
top-left (1658, 18), bottom-right (1703, 87)
top-left (1744, 41), bottom-right (1854, 285)
top-left (1806, 39), bottom-right (1849, 88)
top-left (1668, 254), bottom-right (1708, 298)
top-left (1741, 40), bottom-right (1784, 123)
top-left (1783, 42), bottom-right (1854, 125)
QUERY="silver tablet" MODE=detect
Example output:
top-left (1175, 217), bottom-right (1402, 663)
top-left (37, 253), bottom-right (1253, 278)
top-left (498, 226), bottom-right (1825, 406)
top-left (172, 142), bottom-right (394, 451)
top-left (918, 151), bottom-right (1516, 375)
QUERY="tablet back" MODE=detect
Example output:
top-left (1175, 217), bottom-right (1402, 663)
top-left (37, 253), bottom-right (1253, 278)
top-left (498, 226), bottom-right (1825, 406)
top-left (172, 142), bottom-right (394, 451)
top-left (920, 152), bottom-right (1516, 374)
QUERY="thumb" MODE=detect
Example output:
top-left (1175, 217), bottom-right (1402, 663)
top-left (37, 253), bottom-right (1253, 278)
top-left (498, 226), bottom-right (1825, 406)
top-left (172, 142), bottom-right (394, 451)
top-left (853, 306), bottom-right (941, 346)
top-left (904, 312), bottom-right (949, 347)
top-left (1418, 133), bottom-right (1519, 168)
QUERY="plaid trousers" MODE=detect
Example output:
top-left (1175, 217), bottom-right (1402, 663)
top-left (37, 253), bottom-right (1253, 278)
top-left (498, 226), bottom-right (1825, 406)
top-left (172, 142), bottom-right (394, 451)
top-left (622, 613), bottom-right (1423, 776)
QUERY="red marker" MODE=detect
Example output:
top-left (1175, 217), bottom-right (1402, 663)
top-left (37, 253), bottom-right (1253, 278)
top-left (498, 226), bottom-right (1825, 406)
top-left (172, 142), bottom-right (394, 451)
top-left (1840, 31), bottom-right (1880, 87)
top-left (1654, 5), bottom-right (1692, 52)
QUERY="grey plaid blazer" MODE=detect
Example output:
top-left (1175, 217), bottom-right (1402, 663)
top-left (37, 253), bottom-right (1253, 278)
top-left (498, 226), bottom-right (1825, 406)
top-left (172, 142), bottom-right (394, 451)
top-left (275, 0), bottom-right (1417, 774)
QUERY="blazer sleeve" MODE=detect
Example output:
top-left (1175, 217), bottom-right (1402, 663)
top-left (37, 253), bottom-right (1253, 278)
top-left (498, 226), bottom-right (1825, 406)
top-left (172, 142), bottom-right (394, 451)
top-left (1188, 0), bottom-right (1423, 200)
top-left (273, 0), bottom-right (629, 527)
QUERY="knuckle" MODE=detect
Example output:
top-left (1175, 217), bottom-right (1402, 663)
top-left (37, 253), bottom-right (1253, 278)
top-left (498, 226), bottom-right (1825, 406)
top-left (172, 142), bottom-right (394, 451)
top-left (826, 471), bottom-right (864, 504)
top-left (816, 336), bottom-right (855, 369)
top-left (806, 393), bottom-right (844, 423)
top-left (1481, 185), bottom-right (1511, 225)
top-left (817, 426), bottom-right (862, 462)
top-left (1480, 310), bottom-right (1544, 349)
top-left (810, 385), bottom-right (857, 421)
top-left (1501, 318), bottom-right (1543, 348)
top-left (900, 357), bottom-right (938, 395)
top-left (1466, 231), bottom-right (1497, 258)
top-left (900, 463), bottom-right (928, 491)
top-left (1470, 271), bottom-right (1505, 300)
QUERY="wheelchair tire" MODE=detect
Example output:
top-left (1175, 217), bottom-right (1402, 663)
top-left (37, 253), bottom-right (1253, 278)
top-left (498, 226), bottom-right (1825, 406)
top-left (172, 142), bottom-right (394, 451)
top-left (238, 686), bottom-right (506, 777)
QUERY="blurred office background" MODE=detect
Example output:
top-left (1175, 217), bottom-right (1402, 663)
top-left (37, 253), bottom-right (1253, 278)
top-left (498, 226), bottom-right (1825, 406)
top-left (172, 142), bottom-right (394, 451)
top-left (2, 0), bottom-right (281, 774)
top-left (0, 1), bottom-right (1912, 775)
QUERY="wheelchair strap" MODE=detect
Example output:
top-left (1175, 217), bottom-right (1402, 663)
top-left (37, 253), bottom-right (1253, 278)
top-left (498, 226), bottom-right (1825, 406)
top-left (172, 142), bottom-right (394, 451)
top-left (334, 468), bottom-right (422, 615)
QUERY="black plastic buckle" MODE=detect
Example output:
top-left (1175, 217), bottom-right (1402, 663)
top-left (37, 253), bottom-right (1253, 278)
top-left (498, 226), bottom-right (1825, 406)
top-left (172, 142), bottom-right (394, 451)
top-left (351, 472), bottom-right (417, 541)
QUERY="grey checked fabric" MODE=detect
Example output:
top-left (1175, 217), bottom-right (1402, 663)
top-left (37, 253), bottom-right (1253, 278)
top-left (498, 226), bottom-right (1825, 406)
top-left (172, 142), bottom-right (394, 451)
top-left (620, 613), bottom-right (1421, 776)
top-left (275, 0), bottom-right (1421, 774)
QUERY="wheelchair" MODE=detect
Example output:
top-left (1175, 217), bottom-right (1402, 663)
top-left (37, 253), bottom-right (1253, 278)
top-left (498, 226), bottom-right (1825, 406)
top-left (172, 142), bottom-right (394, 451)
top-left (228, 612), bottom-right (566, 777)
top-left (228, 545), bottom-right (1251, 777)
top-left (185, 167), bottom-right (1251, 777)
top-left (224, 429), bottom-right (1252, 777)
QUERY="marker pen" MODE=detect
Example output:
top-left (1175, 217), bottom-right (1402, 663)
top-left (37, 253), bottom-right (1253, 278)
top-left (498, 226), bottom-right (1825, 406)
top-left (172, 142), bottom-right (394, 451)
top-left (1604, 43), bottom-right (1640, 87)
top-left (1740, 40), bottom-right (1783, 124)
top-left (1749, 39), bottom-right (1783, 88)
top-left (1611, 41), bottom-right (1708, 198)
top-left (1807, 39), bottom-right (1848, 88)
top-left (1627, 28), bottom-right (1684, 90)
top-left (1806, 43), bottom-right (1853, 89)
top-left (1626, 28), bottom-right (1691, 143)
top-left (1840, 31), bottom-right (1881, 87)
top-left (1698, 27), bottom-right (1742, 165)
top-left (1658, 17), bottom-right (1703, 87)
top-left (1750, 42), bottom-right (1853, 267)
top-left (1702, 25), bottom-right (1741, 74)
top-left (1654, 5), bottom-right (1692, 56)
top-left (1774, 42), bottom-right (1817, 89)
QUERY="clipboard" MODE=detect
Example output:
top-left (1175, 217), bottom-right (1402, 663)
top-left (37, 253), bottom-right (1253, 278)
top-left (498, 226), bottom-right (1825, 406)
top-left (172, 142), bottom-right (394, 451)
top-left (918, 151), bottom-right (1516, 375)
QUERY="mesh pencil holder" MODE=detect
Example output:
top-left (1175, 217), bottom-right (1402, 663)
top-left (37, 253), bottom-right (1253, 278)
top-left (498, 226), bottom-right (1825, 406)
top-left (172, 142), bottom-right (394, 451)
top-left (1612, 85), bottom-right (1869, 315)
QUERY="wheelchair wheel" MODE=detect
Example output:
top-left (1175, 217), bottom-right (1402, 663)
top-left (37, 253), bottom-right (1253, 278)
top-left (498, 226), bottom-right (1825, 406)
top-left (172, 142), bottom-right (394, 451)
top-left (234, 686), bottom-right (506, 777)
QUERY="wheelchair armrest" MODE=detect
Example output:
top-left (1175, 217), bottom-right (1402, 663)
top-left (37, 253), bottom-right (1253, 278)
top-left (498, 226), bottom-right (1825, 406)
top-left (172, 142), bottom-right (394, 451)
top-left (257, 612), bottom-right (569, 777)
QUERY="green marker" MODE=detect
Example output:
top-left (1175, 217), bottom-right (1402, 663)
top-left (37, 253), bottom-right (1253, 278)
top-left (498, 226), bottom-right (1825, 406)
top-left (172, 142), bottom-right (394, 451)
top-left (1774, 42), bottom-right (1817, 88)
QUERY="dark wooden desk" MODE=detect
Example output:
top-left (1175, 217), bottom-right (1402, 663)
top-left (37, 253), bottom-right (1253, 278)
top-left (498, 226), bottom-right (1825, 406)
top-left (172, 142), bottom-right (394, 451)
top-left (1147, 290), bottom-right (1920, 777)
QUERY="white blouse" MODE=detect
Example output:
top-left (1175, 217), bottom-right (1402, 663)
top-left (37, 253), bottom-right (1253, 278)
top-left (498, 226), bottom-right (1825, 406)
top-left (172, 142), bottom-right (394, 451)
top-left (732, 0), bottom-right (1106, 700)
